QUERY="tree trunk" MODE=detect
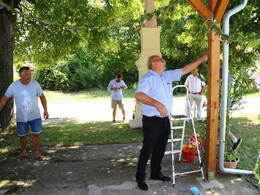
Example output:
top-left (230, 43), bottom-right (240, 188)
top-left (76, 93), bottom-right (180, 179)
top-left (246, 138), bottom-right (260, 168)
top-left (0, 0), bottom-right (20, 129)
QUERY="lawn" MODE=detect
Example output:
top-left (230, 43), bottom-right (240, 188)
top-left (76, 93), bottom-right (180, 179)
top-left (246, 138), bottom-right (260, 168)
top-left (44, 88), bottom-right (189, 103)
top-left (44, 89), bottom-right (136, 103)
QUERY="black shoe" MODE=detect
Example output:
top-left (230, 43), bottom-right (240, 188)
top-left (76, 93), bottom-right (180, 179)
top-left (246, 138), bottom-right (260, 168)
top-left (113, 119), bottom-right (116, 123)
top-left (232, 138), bottom-right (242, 151)
top-left (136, 180), bottom-right (148, 191)
top-left (123, 117), bottom-right (125, 122)
top-left (198, 120), bottom-right (204, 123)
top-left (150, 173), bottom-right (171, 181)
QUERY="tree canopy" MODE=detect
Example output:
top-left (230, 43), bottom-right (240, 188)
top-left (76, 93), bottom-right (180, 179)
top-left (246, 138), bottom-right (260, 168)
top-left (2, 0), bottom-right (259, 69)
top-left (0, 0), bottom-right (259, 128)
top-left (13, 0), bottom-right (145, 65)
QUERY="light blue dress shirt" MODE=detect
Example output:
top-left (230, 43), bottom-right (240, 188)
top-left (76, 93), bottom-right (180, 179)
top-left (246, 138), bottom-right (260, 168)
top-left (136, 69), bottom-right (182, 117)
top-left (107, 79), bottom-right (127, 101)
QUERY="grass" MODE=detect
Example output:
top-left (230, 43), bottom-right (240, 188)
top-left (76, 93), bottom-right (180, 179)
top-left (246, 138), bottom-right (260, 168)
top-left (44, 89), bottom-right (189, 103)
top-left (0, 122), bottom-right (143, 161)
top-left (44, 88), bottom-right (260, 104)
top-left (44, 89), bottom-right (136, 103)
top-left (42, 122), bottom-right (143, 146)
top-left (244, 90), bottom-right (260, 98)
top-left (230, 114), bottom-right (260, 187)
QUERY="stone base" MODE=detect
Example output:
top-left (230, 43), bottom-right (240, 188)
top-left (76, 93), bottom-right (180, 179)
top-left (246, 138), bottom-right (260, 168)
top-left (196, 177), bottom-right (223, 189)
top-left (129, 118), bottom-right (143, 129)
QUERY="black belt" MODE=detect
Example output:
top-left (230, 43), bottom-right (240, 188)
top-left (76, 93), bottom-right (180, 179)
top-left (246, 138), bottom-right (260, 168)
top-left (190, 92), bottom-right (199, 94)
top-left (143, 115), bottom-right (168, 119)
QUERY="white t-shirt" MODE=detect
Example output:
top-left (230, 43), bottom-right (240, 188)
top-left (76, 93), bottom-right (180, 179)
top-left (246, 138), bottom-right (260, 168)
top-left (5, 79), bottom-right (43, 122)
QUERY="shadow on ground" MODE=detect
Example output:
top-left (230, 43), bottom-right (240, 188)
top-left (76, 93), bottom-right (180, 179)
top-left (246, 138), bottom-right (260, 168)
top-left (0, 143), bottom-right (259, 195)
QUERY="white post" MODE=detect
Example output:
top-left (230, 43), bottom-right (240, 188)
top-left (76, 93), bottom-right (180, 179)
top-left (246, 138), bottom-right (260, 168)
top-left (129, 0), bottom-right (162, 128)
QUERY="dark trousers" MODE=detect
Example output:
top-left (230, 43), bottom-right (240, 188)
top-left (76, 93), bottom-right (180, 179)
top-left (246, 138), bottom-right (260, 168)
top-left (135, 115), bottom-right (171, 181)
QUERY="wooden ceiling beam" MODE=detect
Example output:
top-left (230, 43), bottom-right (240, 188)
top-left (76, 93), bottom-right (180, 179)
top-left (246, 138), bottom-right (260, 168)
top-left (213, 0), bottom-right (230, 23)
top-left (186, 0), bottom-right (212, 19)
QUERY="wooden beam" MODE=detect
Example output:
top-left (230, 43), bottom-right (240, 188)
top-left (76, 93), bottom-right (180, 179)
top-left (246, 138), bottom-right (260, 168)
top-left (186, 0), bottom-right (212, 19)
top-left (213, 0), bottom-right (230, 23)
top-left (206, 32), bottom-right (220, 180)
top-left (205, 0), bottom-right (221, 181)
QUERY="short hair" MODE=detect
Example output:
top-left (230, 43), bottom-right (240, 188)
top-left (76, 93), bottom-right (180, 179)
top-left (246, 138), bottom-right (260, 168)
top-left (116, 74), bottom-right (123, 78)
top-left (147, 55), bottom-right (159, 69)
top-left (19, 66), bottom-right (30, 74)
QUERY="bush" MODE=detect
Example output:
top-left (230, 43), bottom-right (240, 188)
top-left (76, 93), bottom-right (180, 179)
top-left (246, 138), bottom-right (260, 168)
top-left (34, 66), bottom-right (69, 91)
top-left (34, 58), bottom-right (107, 92)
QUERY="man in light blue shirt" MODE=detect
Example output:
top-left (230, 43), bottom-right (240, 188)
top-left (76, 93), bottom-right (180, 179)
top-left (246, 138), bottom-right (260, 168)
top-left (135, 53), bottom-right (208, 191)
top-left (107, 74), bottom-right (127, 122)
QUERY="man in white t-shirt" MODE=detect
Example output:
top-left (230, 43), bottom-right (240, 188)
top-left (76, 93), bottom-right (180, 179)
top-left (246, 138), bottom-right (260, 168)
top-left (184, 68), bottom-right (206, 122)
top-left (0, 67), bottom-right (49, 161)
top-left (107, 74), bottom-right (127, 122)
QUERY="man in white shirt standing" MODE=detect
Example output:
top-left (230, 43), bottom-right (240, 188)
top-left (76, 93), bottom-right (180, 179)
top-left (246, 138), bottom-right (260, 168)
top-left (185, 68), bottom-right (206, 122)
top-left (0, 67), bottom-right (49, 161)
top-left (107, 74), bottom-right (127, 122)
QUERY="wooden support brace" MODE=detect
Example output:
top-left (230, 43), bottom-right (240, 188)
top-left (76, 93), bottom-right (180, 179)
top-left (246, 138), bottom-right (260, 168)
top-left (186, 0), bottom-right (212, 19)
top-left (213, 0), bottom-right (230, 23)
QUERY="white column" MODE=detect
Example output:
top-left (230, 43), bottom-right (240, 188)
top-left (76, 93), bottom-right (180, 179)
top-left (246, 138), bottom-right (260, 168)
top-left (129, 0), bottom-right (162, 128)
top-left (129, 27), bottom-right (161, 128)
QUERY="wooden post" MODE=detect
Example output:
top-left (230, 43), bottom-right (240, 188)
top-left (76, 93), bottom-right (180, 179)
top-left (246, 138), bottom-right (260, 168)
top-left (205, 0), bottom-right (220, 180)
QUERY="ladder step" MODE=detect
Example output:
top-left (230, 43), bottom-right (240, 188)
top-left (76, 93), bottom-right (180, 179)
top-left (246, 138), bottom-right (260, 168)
top-left (167, 138), bottom-right (182, 142)
top-left (171, 115), bottom-right (190, 120)
top-left (174, 169), bottom-right (201, 176)
top-left (171, 126), bottom-right (184, 130)
top-left (171, 115), bottom-right (187, 118)
top-left (171, 118), bottom-right (190, 121)
top-left (165, 150), bottom-right (181, 155)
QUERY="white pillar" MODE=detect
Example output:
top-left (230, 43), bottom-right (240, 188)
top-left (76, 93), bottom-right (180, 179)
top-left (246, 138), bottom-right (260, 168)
top-left (129, 27), bottom-right (161, 129)
top-left (129, 0), bottom-right (162, 128)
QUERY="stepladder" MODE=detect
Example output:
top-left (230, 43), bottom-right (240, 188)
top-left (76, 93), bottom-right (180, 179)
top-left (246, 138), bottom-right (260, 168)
top-left (165, 85), bottom-right (205, 186)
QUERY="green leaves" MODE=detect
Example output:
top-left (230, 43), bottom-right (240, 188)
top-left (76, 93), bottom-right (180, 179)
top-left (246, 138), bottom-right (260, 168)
top-left (224, 152), bottom-right (239, 162)
top-left (13, 0), bottom-right (144, 66)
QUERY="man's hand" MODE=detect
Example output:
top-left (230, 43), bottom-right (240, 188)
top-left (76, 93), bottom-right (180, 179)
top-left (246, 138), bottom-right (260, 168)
top-left (119, 85), bottom-right (126, 89)
top-left (136, 93), bottom-right (168, 117)
top-left (39, 93), bottom-right (48, 120)
top-left (43, 110), bottom-right (49, 119)
top-left (155, 102), bottom-right (168, 117)
top-left (0, 96), bottom-right (9, 112)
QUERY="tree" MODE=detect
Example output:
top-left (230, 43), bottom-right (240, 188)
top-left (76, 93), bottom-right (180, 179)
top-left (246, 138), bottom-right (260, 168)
top-left (0, 0), bottom-right (20, 129)
top-left (159, 0), bottom-right (259, 91)
top-left (0, 0), bottom-right (144, 128)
